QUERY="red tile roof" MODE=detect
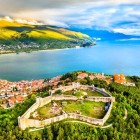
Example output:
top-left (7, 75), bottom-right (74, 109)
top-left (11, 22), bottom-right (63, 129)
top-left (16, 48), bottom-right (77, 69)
top-left (114, 74), bottom-right (126, 84)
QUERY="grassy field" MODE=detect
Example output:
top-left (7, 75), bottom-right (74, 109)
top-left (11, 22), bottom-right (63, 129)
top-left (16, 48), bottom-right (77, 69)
top-left (62, 100), bottom-right (106, 119)
top-left (81, 90), bottom-right (104, 97)
top-left (31, 102), bottom-right (62, 120)
top-left (31, 100), bottom-right (106, 120)
top-left (62, 90), bottom-right (104, 97)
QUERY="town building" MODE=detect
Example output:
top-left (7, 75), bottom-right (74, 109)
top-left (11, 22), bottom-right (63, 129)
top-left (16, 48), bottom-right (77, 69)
top-left (114, 74), bottom-right (126, 84)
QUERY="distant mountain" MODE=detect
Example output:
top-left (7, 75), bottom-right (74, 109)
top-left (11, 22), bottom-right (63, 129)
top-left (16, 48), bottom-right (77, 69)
top-left (0, 20), bottom-right (92, 53)
top-left (70, 28), bottom-right (140, 41)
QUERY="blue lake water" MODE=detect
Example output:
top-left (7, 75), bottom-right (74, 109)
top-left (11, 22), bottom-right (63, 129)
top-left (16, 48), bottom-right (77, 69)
top-left (0, 41), bottom-right (140, 81)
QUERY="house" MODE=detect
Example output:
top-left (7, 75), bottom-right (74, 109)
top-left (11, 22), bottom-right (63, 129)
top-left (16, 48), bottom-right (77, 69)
top-left (89, 75), bottom-right (96, 80)
top-left (78, 73), bottom-right (88, 79)
top-left (49, 76), bottom-right (61, 83)
top-left (8, 97), bottom-right (16, 107)
top-left (16, 95), bottom-right (24, 103)
top-left (114, 74), bottom-right (126, 84)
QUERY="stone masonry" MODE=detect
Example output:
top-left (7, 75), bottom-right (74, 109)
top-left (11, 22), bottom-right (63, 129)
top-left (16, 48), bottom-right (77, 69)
top-left (18, 83), bottom-right (115, 130)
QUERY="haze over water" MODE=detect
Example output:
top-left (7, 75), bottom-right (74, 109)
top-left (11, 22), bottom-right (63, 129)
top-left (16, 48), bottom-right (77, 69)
top-left (0, 41), bottom-right (140, 81)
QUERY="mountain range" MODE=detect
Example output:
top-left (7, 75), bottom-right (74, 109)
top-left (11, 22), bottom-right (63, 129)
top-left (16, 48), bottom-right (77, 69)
top-left (0, 19), bottom-right (92, 53)
top-left (70, 28), bottom-right (140, 41)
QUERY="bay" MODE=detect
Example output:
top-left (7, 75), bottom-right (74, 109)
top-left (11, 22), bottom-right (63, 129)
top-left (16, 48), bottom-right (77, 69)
top-left (0, 41), bottom-right (140, 81)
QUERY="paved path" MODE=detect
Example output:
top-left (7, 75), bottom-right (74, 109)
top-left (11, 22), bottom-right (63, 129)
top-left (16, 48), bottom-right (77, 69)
top-left (101, 123), bottom-right (112, 128)
top-left (29, 127), bottom-right (45, 132)
top-left (64, 120), bottom-right (96, 127)
top-left (29, 126), bottom-right (51, 132)
top-left (123, 108), bottom-right (128, 120)
top-left (65, 120), bottom-right (113, 129)
top-left (29, 120), bottom-right (113, 132)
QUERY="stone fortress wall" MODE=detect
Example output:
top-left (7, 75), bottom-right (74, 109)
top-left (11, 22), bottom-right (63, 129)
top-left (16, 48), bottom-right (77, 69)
top-left (18, 83), bottom-right (115, 130)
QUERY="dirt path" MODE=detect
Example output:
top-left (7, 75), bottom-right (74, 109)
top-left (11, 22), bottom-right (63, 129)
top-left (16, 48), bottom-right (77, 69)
top-left (101, 123), bottom-right (112, 128)
top-left (123, 108), bottom-right (128, 120)
top-left (65, 120), bottom-right (113, 129)
top-left (29, 120), bottom-right (113, 132)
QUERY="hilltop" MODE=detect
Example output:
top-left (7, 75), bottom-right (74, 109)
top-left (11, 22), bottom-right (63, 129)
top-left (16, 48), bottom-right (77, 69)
top-left (0, 71), bottom-right (140, 139)
top-left (0, 19), bottom-right (93, 54)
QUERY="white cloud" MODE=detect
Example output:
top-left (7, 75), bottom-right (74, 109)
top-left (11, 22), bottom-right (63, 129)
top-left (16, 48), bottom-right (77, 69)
top-left (118, 38), bottom-right (140, 41)
top-left (3, 16), bottom-right (13, 22)
top-left (0, 0), bottom-right (140, 35)
top-left (43, 19), bottom-right (68, 27)
top-left (113, 28), bottom-right (140, 36)
top-left (1, 16), bottom-right (43, 25)
top-left (15, 19), bottom-right (43, 25)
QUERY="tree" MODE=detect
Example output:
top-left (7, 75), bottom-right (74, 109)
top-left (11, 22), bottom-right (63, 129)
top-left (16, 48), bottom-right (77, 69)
top-left (57, 127), bottom-right (64, 140)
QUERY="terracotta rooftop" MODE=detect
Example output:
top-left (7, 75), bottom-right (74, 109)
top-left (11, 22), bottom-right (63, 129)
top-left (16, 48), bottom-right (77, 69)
top-left (114, 74), bottom-right (126, 84)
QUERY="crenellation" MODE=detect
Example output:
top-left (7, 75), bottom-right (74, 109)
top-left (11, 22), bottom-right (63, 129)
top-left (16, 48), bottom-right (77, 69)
top-left (18, 84), bottom-right (115, 130)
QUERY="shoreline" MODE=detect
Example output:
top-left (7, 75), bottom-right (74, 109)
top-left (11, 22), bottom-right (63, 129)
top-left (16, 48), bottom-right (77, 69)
top-left (0, 71), bottom-right (139, 82)
top-left (0, 45), bottom-right (94, 55)
top-left (0, 47), bottom-right (83, 55)
top-left (0, 48), bottom-right (70, 55)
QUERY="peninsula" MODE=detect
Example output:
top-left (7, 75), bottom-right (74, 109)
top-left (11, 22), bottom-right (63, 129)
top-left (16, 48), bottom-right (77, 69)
top-left (0, 19), bottom-right (93, 54)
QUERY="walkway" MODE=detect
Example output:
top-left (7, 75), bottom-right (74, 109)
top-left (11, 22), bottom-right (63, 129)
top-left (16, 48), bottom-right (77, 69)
top-left (29, 120), bottom-right (113, 132)
top-left (123, 108), bottom-right (128, 120)
top-left (64, 120), bottom-right (113, 129)
top-left (101, 123), bottom-right (112, 128)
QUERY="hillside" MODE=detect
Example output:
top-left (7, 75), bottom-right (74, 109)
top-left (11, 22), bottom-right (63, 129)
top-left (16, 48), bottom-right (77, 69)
top-left (0, 71), bottom-right (140, 139)
top-left (0, 20), bottom-right (92, 53)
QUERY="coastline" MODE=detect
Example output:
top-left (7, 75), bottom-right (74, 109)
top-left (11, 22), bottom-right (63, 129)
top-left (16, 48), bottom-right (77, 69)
top-left (0, 43), bottom-right (140, 81)
top-left (0, 47), bottom-right (84, 55)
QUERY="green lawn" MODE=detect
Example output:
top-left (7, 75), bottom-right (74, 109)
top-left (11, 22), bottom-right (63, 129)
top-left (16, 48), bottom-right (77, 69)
top-left (59, 100), bottom-right (106, 119)
top-left (31, 102), bottom-right (62, 120)
top-left (31, 100), bottom-right (106, 120)
top-left (62, 90), bottom-right (104, 97)
top-left (82, 90), bottom-right (104, 97)
top-left (37, 103), bottom-right (52, 115)
top-left (62, 90), bottom-right (73, 95)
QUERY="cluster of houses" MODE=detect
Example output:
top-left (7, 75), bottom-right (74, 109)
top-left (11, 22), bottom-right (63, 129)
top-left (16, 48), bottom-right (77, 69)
top-left (0, 72), bottom-right (135, 109)
top-left (0, 42), bottom-right (42, 51)
top-left (0, 79), bottom-right (46, 108)
top-left (78, 72), bottom-right (105, 80)
top-left (0, 76), bottom-right (64, 109)
top-left (77, 72), bottom-right (112, 84)
top-left (78, 72), bottom-right (135, 86)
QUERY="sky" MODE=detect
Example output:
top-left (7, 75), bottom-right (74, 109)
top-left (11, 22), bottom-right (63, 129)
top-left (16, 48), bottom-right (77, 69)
top-left (0, 0), bottom-right (140, 36)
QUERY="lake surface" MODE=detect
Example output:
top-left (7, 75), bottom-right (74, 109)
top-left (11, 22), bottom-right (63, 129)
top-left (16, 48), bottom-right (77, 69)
top-left (0, 41), bottom-right (140, 81)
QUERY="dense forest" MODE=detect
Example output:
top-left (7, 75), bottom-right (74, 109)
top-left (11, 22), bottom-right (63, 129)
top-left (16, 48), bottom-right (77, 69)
top-left (0, 73), bottom-right (140, 140)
